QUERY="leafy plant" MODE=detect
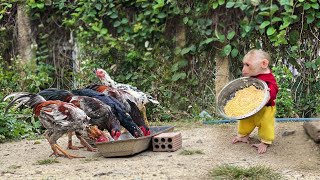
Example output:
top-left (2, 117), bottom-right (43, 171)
top-left (272, 64), bottom-right (296, 118)
top-left (0, 58), bottom-right (46, 142)
top-left (0, 101), bottom-right (42, 142)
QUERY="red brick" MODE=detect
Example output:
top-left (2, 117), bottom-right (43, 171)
top-left (152, 132), bottom-right (182, 152)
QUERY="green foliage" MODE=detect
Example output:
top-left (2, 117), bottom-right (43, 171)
top-left (0, 57), bottom-right (54, 93)
top-left (292, 55), bottom-right (320, 117)
top-left (0, 57), bottom-right (48, 141)
top-left (273, 65), bottom-right (296, 118)
top-left (0, 1), bottom-right (16, 21)
top-left (0, 100), bottom-right (42, 142)
top-left (273, 57), bottom-right (320, 118)
top-left (209, 164), bottom-right (282, 180)
top-left (23, 62), bottom-right (54, 92)
top-left (55, 0), bottom-right (319, 117)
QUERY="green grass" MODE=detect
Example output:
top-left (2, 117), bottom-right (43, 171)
top-left (35, 158), bottom-right (60, 165)
top-left (209, 164), bottom-right (283, 180)
top-left (179, 149), bottom-right (204, 155)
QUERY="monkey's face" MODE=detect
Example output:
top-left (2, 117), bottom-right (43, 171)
top-left (242, 58), bottom-right (262, 77)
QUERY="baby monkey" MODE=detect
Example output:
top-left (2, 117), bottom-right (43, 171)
top-left (232, 49), bottom-right (279, 154)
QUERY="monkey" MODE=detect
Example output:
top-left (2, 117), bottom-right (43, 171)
top-left (232, 49), bottom-right (279, 154)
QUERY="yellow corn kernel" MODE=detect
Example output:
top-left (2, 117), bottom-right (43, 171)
top-left (224, 85), bottom-right (264, 117)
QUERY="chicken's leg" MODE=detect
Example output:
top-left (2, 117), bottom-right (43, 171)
top-left (50, 143), bottom-right (84, 159)
top-left (49, 144), bottom-right (64, 157)
top-left (67, 132), bottom-right (84, 150)
top-left (45, 131), bottom-right (63, 157)
top-left (76, 135), bottom-right (97, 152)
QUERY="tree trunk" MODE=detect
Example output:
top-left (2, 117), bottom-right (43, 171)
top-left (71, 31), bottom-right (80, 89)
top-left (176, 22), bottom-right (186, 48)
top-left (215, 56), bottom-right (230, 97)
top-left (16, 2), bottom-right (34, 67)
top-left (212, 13), bottom-right (230, 98)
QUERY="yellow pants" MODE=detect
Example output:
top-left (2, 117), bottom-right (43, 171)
top-left (237, 106), bottom-right (276, 144)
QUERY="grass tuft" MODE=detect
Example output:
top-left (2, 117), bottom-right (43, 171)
top-left (209, 164), bottom-right (282, 180)
top-left (179, 149), bottom-right (204, 155)
top-left (35, 158), bottom-right (60, 165)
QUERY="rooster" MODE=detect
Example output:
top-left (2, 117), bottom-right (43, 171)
top-left (38, 89), bottom-right (122, 149)
top-left (87, 84), bottom-right (151, 136)
top-left (71, 88), bottom-right (143, 138)
top-left (95, 68), bottom-right (159, 126)
top-left (4, 92), bottom-right (108, 159)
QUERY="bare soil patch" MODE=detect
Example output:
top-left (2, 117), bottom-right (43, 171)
top-left (0, 122), bottom-right (320, 180)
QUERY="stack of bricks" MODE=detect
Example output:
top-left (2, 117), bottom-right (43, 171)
top-left (152, 132), bottom-right (182, 152)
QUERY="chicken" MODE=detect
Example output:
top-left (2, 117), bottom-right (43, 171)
top-left (71, 88), bottom-right (143, 138)
top-left (86, 84), bottom-right (132, 113)
top-left (38, 89), bottom-right (122, 150)
top-left (4, 92), bottom-right (108, 159)
top-left (87, 84), bottom-right (151, 136)
top-left (70, 96), bottom-right (121, 140)
top-left (95, 68), bottom-right (159, 126)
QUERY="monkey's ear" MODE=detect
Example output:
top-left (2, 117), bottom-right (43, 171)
top-left (261, 59), bottom-right (269, 68)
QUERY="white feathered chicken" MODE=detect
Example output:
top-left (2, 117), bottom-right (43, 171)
top-left (95, 68), bottom-right (159, 125)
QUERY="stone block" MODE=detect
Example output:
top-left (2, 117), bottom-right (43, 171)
top-left (303, 121), bottom-right (320, 143)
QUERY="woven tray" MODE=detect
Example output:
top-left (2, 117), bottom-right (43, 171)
top-left (216, 77), bottom-right (270, 120)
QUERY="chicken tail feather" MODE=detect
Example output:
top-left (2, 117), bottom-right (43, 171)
top-left (4, 92), bottom-right (46, 115)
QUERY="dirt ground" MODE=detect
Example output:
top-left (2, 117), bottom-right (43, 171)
top-left (1, 121), bottom-right (320, 180)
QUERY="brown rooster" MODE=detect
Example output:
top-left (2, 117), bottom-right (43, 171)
top-left (87, 84), bottom-right (151, 136)
top-left (38, 88), bottom-right (122, 149)
top-left (4, 92), bottom-right (108, 159)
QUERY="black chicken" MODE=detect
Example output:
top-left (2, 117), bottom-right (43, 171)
top-left (71, 88), bottom-right (143, 138)
top-left (86, 84), bottom-right (131, 112)
top-left (4, 92), bottom-right (107, 159)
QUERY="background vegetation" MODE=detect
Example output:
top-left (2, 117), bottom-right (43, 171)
top-left (0, 0), bottom-right (319, 140)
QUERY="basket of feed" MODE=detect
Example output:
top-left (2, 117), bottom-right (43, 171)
top-left (217, 77), bottom-right (270, 120)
